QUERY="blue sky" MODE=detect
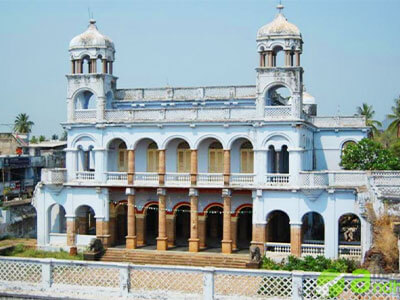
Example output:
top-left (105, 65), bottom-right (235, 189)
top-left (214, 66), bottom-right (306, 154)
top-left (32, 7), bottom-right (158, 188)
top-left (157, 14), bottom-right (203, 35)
top-left (0, 0), bottom-right (399, 137)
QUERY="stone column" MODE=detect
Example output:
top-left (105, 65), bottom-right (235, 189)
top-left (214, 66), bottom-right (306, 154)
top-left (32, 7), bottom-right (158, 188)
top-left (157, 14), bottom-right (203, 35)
top-left (109, 61), bottom-right (113, 74)
top-left (126, 188), bottom-right (137, 249)
top-left (267, 51), bottom-right (273, 67)
top-left (251, 224), bottom-right (267, 254)
top-left (198, 215), bottom-right (206, 249)
top-left (188, 188), bottom-right (200, 252)
top-left (102, 59), bottom-right (107, 73)
top-left (223, 150), bottom-right (230, 186)
top-left (127, 149), bottom-right (135, 185)
top-left (66, 216), bottom-right (76, 247)
top-left (158, 150), bottom-right (166, 185)
top-left (231, 216), bottom-right (238, 251)
top-left (157, 188), bottom-right (168, 250)
top-left (296, 51), bottom-right (301, 66)
top-left (71, 60), bottom-right (75, 74)
top-left (96, 217), bottom-right (110, 248)
top-left (108, 206), bottom-right (116, 247)
top-left (221, 189), bottom-right (232, 254)
top-left (166, 214), bottom-right (175, 247)
top-left (290, 223), bottom-right (302, 257)
top-left (91, 59), bottom-right (97, 73)
top-left (190, 150), bottom-right (198, 185)
top-left (136, 214), bottom-right (145, 246)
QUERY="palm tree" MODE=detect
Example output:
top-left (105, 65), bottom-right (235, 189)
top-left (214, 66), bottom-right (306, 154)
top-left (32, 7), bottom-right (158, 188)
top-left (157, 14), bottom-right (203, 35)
top-left (13, 113), bottom-right (34, 134)
top-left (356, 103), bottom-right (382, 136)
top-left (387, 97), bottom-right (400, 138)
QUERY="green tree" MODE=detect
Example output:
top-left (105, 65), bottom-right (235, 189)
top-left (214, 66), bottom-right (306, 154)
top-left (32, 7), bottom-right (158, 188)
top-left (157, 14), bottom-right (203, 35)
top-left (51, 134), bottom-right (59, 140)
top-left (13, 113), bottom-right (34, 134)
top-left (30, 136), bottom-right (38, 144)
top-left (389, 139), bottom-right (400, 158)
top-left (387, 96), bottom-right (400, 138)
top-left (356, 103), bottom-right (382, 136)
top-left (60, 131), bottom-right (67, 141)
top-left (374, 128), bottom-right (397, 148)
top-left (39, 135), bottom-right (46, 142)
top-left (340, 138), bottom-right (400, 170)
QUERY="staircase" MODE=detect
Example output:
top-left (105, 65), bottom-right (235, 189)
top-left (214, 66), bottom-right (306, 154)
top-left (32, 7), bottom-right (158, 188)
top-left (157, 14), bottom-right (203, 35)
top-left (100, 248), bottom-right (250, 269)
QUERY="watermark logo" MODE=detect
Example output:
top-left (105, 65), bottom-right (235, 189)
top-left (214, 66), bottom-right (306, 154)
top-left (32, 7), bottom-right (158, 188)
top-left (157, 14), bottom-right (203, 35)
top-left (316, 269), bottom-right (400, 297)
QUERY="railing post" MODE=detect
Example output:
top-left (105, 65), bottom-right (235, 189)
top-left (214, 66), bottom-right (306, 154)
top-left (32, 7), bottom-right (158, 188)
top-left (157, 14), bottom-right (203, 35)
top-left (328, 172), bottom-right (335, 186)
top-left (203, 267), bottom-right (215, 300)
top-left (119, 264), bottom-right (130, 297)
top-left (41, 259), bottom-right (52, 290)
top-left (292, 271), bottom-right (304, 300)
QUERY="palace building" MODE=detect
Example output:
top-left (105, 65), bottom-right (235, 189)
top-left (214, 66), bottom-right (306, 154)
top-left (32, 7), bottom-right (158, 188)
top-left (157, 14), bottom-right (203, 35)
top-left (35, 5), bottom-right (390, 262)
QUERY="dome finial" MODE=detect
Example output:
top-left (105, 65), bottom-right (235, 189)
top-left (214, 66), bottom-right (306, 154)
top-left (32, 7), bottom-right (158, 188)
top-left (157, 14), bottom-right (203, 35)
top-left (277, 0), bottom-right (284, 13)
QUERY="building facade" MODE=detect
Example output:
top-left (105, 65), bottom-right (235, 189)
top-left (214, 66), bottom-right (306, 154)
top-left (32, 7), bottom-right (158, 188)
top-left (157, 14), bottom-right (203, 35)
top-left (35, 7), bottom-right (392, 261)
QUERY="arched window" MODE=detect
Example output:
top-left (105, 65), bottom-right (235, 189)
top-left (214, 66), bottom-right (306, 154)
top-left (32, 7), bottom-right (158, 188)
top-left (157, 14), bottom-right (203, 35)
top-left (177, 142), bottom-right (190, 173)
top-left (266, 86), bottom-right (291, 106)
top-left (272, 46), bottom-right (284, 67)
top-left (301, 212), bottom-right (324, 244)
top-left (267, 210), bottom-right (290, 243)
top-left (81, 55), bottom-right (91, 74)
top-left (341, 141), bottom-right (356, 157)
top-left (75, 91), bottom-right (97, 110)
top-left (48, 204), bottom-right (66, 234)
top-left (208, 142), bottom-right (224, 173)
top-left (118, 143), bottom-right (128, 172)
top-left (338, 214), bottom-right (361, 245)
top-left (240, 142), bottom-right (254, 173)
top-left (147, 142), bottom-right (159, 172)
top-left (75, 205), bottom-right (96, 235)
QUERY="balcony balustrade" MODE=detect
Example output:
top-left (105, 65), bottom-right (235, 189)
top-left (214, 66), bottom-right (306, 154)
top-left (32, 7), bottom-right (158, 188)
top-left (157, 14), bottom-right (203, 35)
top-left (75, 171), bottom-right (95, 181)
top-left (299, 171), bottom-right (367, 187)
top-left (41, 168), bottom-right (67, 185)
top-left (230, 173), bottom-right (255, 186)
top-left (265, 242), bottom-right (291, 254)
top-left (133, 172), bottom-right (159, 186)
top-left (301, 244), bottom-right (325, 257)
top-left (197, 173), bottom-right (224, 186)
top-left (265, 174), bottom-right (290, 186)
top-left (105, 172), bottom-right (127, 184)
top-left (165, 173), bottom-right (191, 186)
top-left (338, 245), bottom-right (362, 259)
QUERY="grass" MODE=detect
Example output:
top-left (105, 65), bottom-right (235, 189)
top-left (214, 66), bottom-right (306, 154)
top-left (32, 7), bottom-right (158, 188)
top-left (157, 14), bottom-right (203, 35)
top-left (0, 237), bottom-right (35, 248)
top-left (3, 244), bottom-right (83, 260)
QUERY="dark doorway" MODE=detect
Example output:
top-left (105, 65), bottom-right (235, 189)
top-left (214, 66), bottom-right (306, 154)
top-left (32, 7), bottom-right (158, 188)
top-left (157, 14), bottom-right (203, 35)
top-left (206, 206), bottom-right (223, 248)
top-left (237, 207), bottom-right (252, 249)
top-left (145, 205), bottom-right (158, 245)
top-left (116, 205), bottom-right (127, 245)
top-left (175, 205), bottom-right (190, 246)
top-left (267, 210), bottom-right (290, 243)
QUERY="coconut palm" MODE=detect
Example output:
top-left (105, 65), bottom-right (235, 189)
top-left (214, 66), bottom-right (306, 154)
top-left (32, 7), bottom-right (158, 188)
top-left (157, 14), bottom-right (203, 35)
top-left (387, 97), bottom-right (400, 138)
top-left (356, 103), bottom-right (382, 136)
top-left (13, 113), bottom-right (34, 134)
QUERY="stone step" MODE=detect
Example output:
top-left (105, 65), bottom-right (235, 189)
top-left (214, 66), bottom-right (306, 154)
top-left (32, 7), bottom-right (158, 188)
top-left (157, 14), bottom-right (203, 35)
top-left (100, 248), bottom-right (250, 268)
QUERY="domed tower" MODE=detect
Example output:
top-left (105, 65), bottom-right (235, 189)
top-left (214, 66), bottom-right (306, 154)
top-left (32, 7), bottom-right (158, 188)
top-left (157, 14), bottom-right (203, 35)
top-left (66, 20), bottom-right (117, 123)
top-left (255, 5), bottom-right (304, 119)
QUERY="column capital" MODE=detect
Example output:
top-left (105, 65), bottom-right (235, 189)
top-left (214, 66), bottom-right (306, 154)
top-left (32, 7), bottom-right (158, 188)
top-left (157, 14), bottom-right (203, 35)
top-left (157, 188), bottom-right (166, 196)
top-left (222, 188), bottom-right (231, 198)
top-left (125, 188), bottom-right (135, 196)
top-left (189, 188), bottom-right (198, 197)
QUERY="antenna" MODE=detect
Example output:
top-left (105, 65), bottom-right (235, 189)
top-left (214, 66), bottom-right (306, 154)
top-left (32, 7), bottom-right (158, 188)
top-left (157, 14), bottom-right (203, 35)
top-left (277, 0), bottom-right (284, 13)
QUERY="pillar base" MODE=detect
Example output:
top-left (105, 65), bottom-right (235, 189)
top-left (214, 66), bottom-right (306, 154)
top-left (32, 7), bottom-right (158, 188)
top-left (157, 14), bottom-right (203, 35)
top-left (156, 237), bottom-right (168, 251)
top-left (188, 238), bottom-right (200, 252)
top-left (126, 235), bottom-right (137, 249)
top-left (96, 235), bottom-right (111, 248)
top-left (221, 240), bottom-right (232, 254)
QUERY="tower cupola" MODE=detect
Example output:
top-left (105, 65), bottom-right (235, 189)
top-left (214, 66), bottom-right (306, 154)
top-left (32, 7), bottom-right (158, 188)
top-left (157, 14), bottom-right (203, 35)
top-left (69, 20), bottom-right (115, 74)
top-left (257, 5), bottom-right (303, 68)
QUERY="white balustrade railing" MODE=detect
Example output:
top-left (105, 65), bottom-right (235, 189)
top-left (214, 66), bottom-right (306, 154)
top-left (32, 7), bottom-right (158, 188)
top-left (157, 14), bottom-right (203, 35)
top-left (301, 244), bottom-right (325, 257)
top-left (338, 245), bottom-right (362, 259)
top-left (41, 168), bottom-right (67, 185)
top-left (299, 171), bottom-right (367, 187)
top-left (197, 173), bottom-right (224, 186)
top-left (105, 172), bottom-right (127, 184)
top-left (370, 171), bottom-right (400, 186)
top-left (2, 256), bottom-right (398, 300)
top-left (264, 106), bottom-right (292, 119)
top-left (165, 173), bottom-right (190, 186)
top-left (74, 109), bottom-right (96, 122)
top-left (134, 172), bottom-right (159, 185)
top-left (265, 242), bottom-right (291, 254)
top-left (75, 171), bottom-right (95, 181)
top-left (265, 174), bottom-right (290, 186)
top-left (310, 116), bottom-right (366, 128)
top-left (230, 173), bottom-right (255, 186)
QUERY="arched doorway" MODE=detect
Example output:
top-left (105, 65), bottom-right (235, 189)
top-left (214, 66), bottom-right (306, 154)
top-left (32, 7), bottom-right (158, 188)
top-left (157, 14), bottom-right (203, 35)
top-left (75, 205), bottom-right (96, 235)
top-left (301, 212), bottom-right (325, 244)
top-left (267, 210), bottom-right (290, 243)
top-left (237, 207), bottom-right (252, 249)
top-left (206, 206), bottom-right (223, 248)
top-left (145, 205), bottom-right (158, 245)
top-left (338, 214), bottom-right (361, 245)
top-left (48, 204), bottom-right (66, 234)
top-left (175, 205), bottom-right (190, 247)
top-left (115, 204), bottom-right (127, 245)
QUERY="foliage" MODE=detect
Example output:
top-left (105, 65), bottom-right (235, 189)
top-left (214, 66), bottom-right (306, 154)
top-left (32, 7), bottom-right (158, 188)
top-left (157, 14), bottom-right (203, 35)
top-left (387, 96), bottom-right (400, 138)
top-left (13, 113), bottom-right (34, 134)
top-left (389, 139), bottom-right (400, 158)
top-left (340, 138), bottom-right (400, 170)
top-left (356, 103), bottom-right (382, 135)
top-left (5, 244), bottom-right (83, 260)
top-left (261, 256), bottom-right (358, 273)
top-left (60, 130), bottom-right (67, 141)
top-left (30, 136), bottom-right (38, 144)
top-left (51, 134), bottom-right (58, 140)
top-left (39, 135), bottom-right (46, 142)
top-left (373, 129), bottom-right (397, 149)
top-left (373, 214), bottom-right (399, 270)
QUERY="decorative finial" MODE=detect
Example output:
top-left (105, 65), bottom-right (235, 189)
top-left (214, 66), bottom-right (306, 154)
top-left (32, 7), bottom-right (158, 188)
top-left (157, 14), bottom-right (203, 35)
top-left (277, 0), bottom-right (284, 13)
top-left (89, 19), bottom-right (96, 25)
